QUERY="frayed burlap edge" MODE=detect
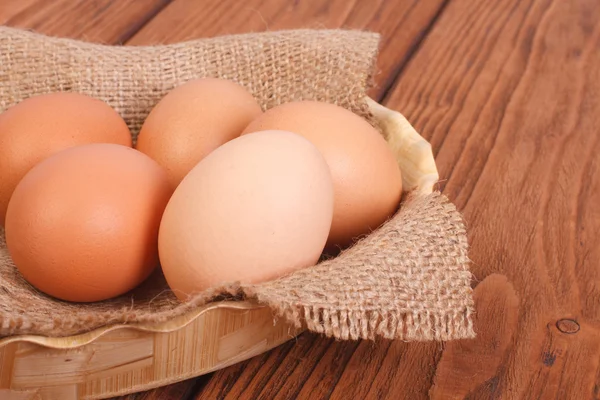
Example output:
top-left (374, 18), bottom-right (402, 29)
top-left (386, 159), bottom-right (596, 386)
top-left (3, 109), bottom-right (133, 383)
top-left (246, 191), bottom-right (476, 341)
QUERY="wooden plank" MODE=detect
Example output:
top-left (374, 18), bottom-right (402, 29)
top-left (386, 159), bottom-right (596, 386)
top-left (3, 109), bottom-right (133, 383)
top-left (113, 379), bottom-right (202, 400)
top-left (0, 0), bottom-right (172, 44)
top-left (379, 0), bottom-right (600, 398)
top-left (429, 274), bottom-right (519, 399)
top-left (0, 344), bottom-right (17, 389)
top-left (199, 334), bottom-right (329, 399)
top-left (0, 0), bottom-right (38, 24)
top-left (127, 0), bottom-right (449, 99)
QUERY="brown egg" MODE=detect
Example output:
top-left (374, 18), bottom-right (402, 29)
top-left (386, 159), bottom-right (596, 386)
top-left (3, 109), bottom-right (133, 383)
top-left (158, 130), bottom-right (334, 301)
top-left (242, 101), bottom-right (402, 250)
top-left (136, 78), bottom-right (263, 188)
top-left (5, 144), bottom-right (173, 303)
top-left (0, 92), bottom-right (132, 226)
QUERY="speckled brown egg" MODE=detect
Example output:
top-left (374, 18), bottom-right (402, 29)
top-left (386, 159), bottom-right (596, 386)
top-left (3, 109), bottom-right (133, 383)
top-left (0, 92), bottom-right (132, 226)
top-left (136, 78), bottom-right (263, 188)
top-left (5, 143), bottom-right (173, 303)
top-left (242, 101), bottom-right (403, 250)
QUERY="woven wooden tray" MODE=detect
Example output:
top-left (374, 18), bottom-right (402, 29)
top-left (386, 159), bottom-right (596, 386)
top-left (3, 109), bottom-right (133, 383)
top-left (0, 98), bottom-right (439, 400)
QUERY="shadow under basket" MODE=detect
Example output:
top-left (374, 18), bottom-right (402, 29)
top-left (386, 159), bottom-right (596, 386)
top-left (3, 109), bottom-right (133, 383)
top-left (0, 27), bottom-right (475, 400)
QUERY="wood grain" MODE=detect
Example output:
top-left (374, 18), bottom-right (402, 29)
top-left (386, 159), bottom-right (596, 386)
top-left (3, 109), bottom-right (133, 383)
top-left (383, 0), bottom-right (600, 398)
top-left (127, 0), bottom-right (449, 99)
top-left (0, 0), bottom-right (38, 24)
top-left (429, 274), bottom-right (519, 399)
top-left (114, 378), bottom-right (202, 400)
top-left (0, 0), bottom-right (172, 44)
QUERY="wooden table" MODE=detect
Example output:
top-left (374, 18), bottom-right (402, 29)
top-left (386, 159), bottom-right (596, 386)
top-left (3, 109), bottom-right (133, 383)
top-left (1, 0), bottom-right (599, 398)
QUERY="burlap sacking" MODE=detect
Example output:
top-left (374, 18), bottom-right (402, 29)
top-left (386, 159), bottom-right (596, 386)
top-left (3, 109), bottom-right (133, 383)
top-left (0, 27), bottom-right (475, 341)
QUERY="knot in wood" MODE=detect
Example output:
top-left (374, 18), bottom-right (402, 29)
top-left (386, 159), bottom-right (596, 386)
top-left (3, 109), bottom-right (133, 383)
top-left (556, 319), bottom-right (580, 334)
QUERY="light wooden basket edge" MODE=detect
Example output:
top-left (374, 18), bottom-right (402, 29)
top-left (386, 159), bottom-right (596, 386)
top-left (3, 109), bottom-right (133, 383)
top-left (0, 300), bottom-right (266, 349)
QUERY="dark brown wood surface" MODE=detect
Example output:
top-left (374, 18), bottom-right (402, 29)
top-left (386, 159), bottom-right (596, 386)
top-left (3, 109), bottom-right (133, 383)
top-left (1, 0), bottom-right (598, 398)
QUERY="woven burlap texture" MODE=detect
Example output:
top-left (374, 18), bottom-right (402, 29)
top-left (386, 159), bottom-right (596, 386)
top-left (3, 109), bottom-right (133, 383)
top-left (0, 27), bottom-right (378, 137)
top-left (0, 27), bottom-right (475, 341)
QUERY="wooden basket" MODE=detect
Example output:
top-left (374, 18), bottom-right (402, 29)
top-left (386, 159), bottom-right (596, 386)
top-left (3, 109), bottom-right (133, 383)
top-left (0, 98), bottom-right (439, 400)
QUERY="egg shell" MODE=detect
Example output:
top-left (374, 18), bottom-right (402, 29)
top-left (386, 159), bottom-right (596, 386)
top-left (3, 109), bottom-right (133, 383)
top-left (242, 100), bottom-right (403, 250)
top-left (136, 78), bottom-right (263, 188)
top-left (0, 92), bottom-right (132, 226)
top-left (5, 143), bottom-right (173, 303)
top-left (158, 130), bottom-right (334, 301)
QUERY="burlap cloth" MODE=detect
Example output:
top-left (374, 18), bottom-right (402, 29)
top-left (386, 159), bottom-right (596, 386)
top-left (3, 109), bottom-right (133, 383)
top-left (0, 26), bottom-right (475, 341)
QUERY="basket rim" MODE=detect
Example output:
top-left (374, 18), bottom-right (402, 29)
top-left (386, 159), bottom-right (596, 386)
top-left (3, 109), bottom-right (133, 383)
top-left (0, 299), bottom-right (266, 349)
